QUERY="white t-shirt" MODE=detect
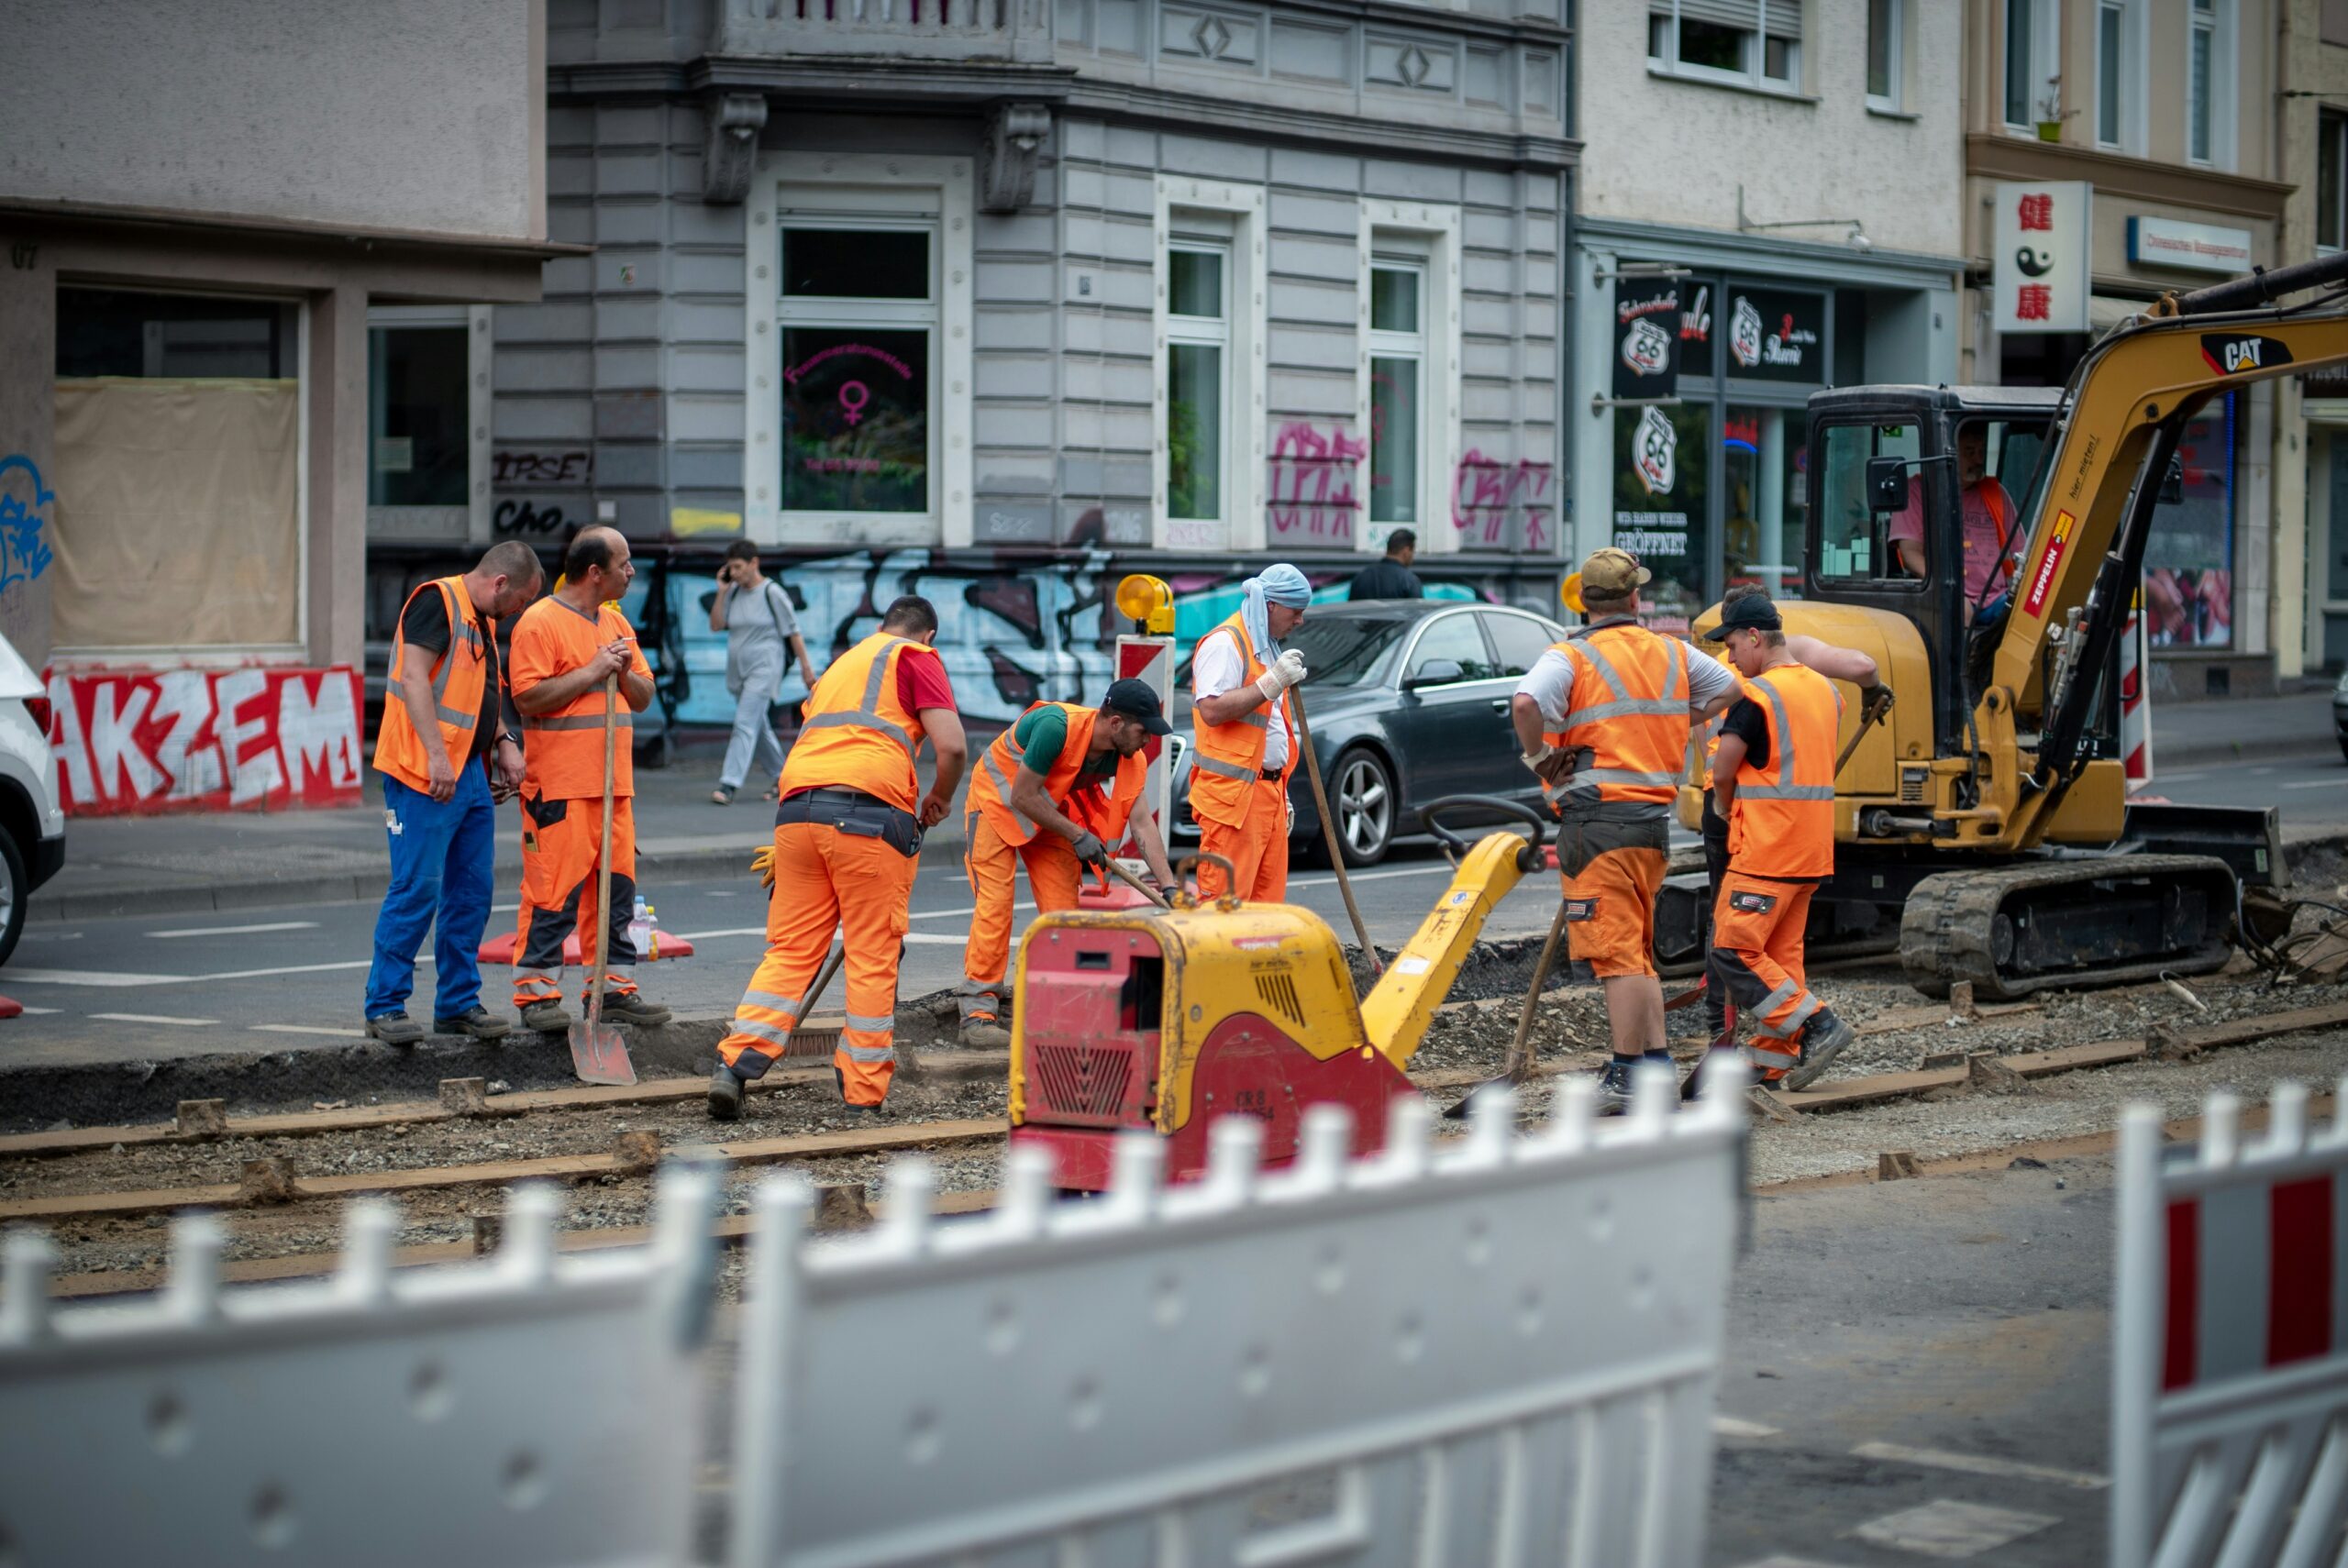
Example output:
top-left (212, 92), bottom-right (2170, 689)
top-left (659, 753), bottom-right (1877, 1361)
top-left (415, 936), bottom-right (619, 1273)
top-left (1191, 628), bottom-right (1291, 772)
top-left (1514, 633), bottom-right (1738, 728)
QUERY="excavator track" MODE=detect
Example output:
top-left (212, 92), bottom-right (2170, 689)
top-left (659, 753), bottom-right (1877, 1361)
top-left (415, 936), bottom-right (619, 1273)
top-left (1899, 853), bottom-right (2240, 1001)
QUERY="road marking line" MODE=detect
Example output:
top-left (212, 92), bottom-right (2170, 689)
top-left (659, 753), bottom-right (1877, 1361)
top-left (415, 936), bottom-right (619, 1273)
top-left (2280, 778), bottom-right (2346, 790)
top-left (4, 967), bottom-right (192, 988)
top-left (13, 1006), bottom-right (59, 1015)
top-left (89, 1012), bottom-right (219, 1027)
top-left (903, 933), bottom-right (969, 945)
top-left (201, 960), bottom-right (375, 981)
top-left (1851, 1441), bottom-right (2107, 1489)
top-left (253, 1023), bottom-right (369, 1039)
top-left (1851, 1499), bottom-right (2059, 1558)
top-left (1289, 864), bottom-right (1457, 889)
top-left (148, 921), bottom-right (320, 939)
top-left (1728, 1556), bottom-right (1862, 1568)
top-left (1711, 1416), bottom-right (1783, 1439)
top-left (493, 902), bottom-right (520, 912)
top-left (671, 927), bottom-right (767, 942)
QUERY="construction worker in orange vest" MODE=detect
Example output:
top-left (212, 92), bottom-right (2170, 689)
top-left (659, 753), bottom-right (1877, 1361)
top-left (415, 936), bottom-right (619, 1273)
top-left (1511, 547), bottom-right (1739, 1115)
top-left (505, 527), bottom-right (672, 1034)
top-left (955, 680), bottom-right (1181, 1047)
top-left (1703, 589), bottom-right (1858, 1090)
top-left (1188, 563), bottom-right (1311, 903)
top-left (363, 541), bottom-right (543, 1044)
top-left (1689, 583), bottom-right (1892, 1042)
top-left (708, 595), bottom-right (968, 1120)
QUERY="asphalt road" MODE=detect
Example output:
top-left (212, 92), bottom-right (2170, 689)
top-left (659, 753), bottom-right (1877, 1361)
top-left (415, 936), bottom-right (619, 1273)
top-left (2142, 749), bottom-right (2348, 837)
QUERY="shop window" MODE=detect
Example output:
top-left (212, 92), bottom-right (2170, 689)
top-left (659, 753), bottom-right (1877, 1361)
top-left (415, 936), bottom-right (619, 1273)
top-left (778, 221), bottom-right (936, 517)
top-left (1368, 259), bottom-right (1424, 528)
top-left (1813, 422), bottom-right (1920, 590)
top-left (2322, 111), bottom-right (2348, 254)
top-left (369, 316), bottom-right (470, 511)
top-left (1866, 0), bottom-right (1901, 113)
top-left (1166, 240), bottom-right (1230, 527)
top-left (2002, 0), bottom-right (2061, 133)
top-left (1612, 403), bottom-right (1711, 636)
top-left (2145, 394), bottom-right (2236, 649)
top-left (2187, 0), bottom-right (2235, 170)
top-left (1723, 407), bottom-right (1806, 603)
top-left (52, 288), bottom-right (302, 653)
top-left (1646, 0), bottom-right (1800, 93)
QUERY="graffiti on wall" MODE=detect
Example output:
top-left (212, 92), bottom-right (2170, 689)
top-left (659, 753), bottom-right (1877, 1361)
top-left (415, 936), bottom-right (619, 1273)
top-left (47, 666), bottom-right (364, 816)
top-left (1450, 450), bottom-right (1556, 553)
top-left (0, 456), bottom-right (56, 594)
top-left (1266, 423), bottom-right (1367, 546)
top-left (492, 451), bottom-right (591, 486)
top-left (493, 499), bottom-right (568, 536)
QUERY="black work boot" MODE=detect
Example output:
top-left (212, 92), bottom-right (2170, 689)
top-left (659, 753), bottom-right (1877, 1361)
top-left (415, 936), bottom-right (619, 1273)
top-left (596, 992), bottom-right (673, 1028)
top-left (1784, 1008), bottom-right (1856, 1092)
top-left (517, 999), bottom-right (571, 1033)
top-left (433, 1006), bottom-right (512, 1042)
top-left (365, 1011), bottom-right (425, 1046)
top-left (1592, 1057), bottom-right (1637, 1117)
top-left (706, 1062), bottom-right (746, 1121)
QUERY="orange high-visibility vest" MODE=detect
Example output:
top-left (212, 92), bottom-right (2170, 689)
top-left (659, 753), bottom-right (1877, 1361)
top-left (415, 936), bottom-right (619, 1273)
top-left (1187, 611), bottom-right (1291, 829)
top-left (778, 631), bottom-right (935, 813)
top-left (375, 576), bottom-right (492, 795)
top-left (968, 701), bottom-right (1146, 847)
top-left (1541, 619), bottom-right (1690, 815)
top-left (1725, 663), bottom-right (1842, 879)
top-left (511, 597), bottom-right (650, 800)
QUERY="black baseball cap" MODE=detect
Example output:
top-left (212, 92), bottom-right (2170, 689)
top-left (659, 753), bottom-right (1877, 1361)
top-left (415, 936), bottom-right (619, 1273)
top-left (1701, 593), bottom-right (1783, 641)
top-left (1103, 678), bottom-right (1173, 735)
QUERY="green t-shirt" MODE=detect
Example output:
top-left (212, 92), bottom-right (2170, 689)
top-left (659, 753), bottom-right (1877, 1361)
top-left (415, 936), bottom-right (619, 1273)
top-left (1013, 705), bottom-right (1118, 786)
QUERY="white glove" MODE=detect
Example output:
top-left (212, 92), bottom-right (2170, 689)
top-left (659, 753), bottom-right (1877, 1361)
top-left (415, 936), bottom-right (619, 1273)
top-left (1520, 744), bottom-right (1558, 777)
top-left (1255, 648), bottom-right (1307, 701)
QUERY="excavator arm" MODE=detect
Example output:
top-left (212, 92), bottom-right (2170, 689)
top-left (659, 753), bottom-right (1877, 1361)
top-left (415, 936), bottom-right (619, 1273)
top-left (1990, 251), bottom-right (2348, 846)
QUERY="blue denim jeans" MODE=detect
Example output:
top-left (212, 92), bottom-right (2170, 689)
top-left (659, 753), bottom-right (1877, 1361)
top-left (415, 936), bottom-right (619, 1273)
top-left (364, 763), bottom-right (496, 1021)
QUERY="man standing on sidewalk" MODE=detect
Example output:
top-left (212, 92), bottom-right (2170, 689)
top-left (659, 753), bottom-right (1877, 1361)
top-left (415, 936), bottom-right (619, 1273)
top-left (1188, 564), bottom-right (1311, 903)
top-left (363, 541), bottom-right (543, 1043)
top-left (1346, 529), bottom-right (1423, 601)
top-left (506, 527), bottom-right (672, 1034)
top-left (954, 680), bottom-right (1181, 1047)
top-left (708, 595), bottom-right (966, 1120)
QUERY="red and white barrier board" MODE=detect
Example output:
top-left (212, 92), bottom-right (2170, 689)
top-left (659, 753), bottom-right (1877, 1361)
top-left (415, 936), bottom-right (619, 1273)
top-left (2111, 1081), bottom-right (2348, 1567)
top-left (1113, 634), bottom-right (1174, 853)
top-left (45, 666), bottom-right (366, 817)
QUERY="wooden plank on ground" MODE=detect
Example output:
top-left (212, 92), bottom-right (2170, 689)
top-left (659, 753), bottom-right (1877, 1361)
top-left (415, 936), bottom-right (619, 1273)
top-left (2008, 1040), bottom-right (2148, 1077)
top-left (1772, 1066), bottom-right (1968, 1113)
top-left (2175, 1001), bottom-right (2348, 1053)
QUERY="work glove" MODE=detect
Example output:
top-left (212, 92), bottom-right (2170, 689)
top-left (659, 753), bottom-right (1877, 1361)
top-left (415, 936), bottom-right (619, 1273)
top-left (751, 844), bottom-right (776, 893)
top-left (1520, 743), bottom-right (1559, 778)
top-left (1858, 682), bottom-right (1896, 724)
top-left (1069, 831), bottom-right (1109, 868)
top-left (1254, 648), bottom-right (1308, 702)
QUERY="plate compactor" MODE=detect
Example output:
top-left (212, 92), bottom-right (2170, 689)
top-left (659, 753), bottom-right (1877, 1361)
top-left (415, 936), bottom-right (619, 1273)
top-left (1009, 799), bottom-right (1547, 1189)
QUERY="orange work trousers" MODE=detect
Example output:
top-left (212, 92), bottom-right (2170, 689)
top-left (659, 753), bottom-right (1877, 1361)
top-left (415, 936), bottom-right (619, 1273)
top-left (513, 793), bottom-right (640, 1007)
top-left (1555, 817), bottom-right (1667, 979)
top-left (957, 812), bottom-right (1086, 1025)
top-left (1707, 869), bottom-right (1821, 1080)
top-left (1196, 778), bottom-right (1290, 902)
top-left (718, 820), bottom-right (916, 1106)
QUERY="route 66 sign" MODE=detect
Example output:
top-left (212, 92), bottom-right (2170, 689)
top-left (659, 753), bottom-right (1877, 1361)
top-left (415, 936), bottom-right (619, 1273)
top-left (1729, 296), bottom-right (1764, 370)
top-left (1634, 404), bottom-right (1678, 496)
top-left (1621, 317), bottom-right (1672, 381)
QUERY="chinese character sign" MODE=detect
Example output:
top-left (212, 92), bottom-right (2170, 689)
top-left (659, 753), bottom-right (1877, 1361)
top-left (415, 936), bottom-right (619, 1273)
top-left (1992, 182), bottom-right (2090, 335)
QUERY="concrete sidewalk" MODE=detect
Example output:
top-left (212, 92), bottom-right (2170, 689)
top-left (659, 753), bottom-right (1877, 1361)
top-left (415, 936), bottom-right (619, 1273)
top-left (31, 744), bottom-right (966, 922)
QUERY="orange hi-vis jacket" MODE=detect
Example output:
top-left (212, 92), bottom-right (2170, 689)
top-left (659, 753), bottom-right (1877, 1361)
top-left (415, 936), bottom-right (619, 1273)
top-left (376, 576), bottom-right (492, 794)
top-left (778, 631), bottom-right (935, 812)
top-left (510, 597), bottom-right (652, 801)
top-left (1725, 663), bottom-right (1842, 879)
top-left (1187, 611), bottom-right (1292, 829)
top-left (968, 702), bottom-right (1146, 848)
top-left (1541, 618), bottom-right (1690, 815)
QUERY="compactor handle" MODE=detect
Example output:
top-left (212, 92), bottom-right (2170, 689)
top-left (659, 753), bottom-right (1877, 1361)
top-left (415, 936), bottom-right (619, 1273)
top-left (1170, 851), bottom-right (1241, 911)
top-left (1420, 795), bottom-right (1548, 869)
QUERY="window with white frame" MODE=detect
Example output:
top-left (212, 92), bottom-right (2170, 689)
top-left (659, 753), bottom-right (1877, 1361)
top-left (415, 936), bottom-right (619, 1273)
top-left (2093, 0), bottom-right (2146, 153)
top-left (2186, 0), bottom-right (2235, 169)
top-left (1165, 239), bottom-right (1230, 527)
top-left (776, 209), bottom-right (937, 517)
top-left (1368, 259), bottom-right (1425, 529)
top-left (2002, 0), bottom-right (2061, 132)
top-left (1646, 1), bottom-right (1800, 93)
top-left (2321, 110), bottom-right (2347, 255)
top-left (1866, 0), bottom-right (1900, 113)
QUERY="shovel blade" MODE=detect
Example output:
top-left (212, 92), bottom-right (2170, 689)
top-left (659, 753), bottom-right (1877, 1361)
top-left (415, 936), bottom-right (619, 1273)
top-left (569, 1021), bottom-right (637, 1086)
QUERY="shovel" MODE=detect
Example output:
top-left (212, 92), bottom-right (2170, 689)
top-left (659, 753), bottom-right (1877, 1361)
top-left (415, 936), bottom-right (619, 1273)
top-left (1443, 896), bottom-right (1573, 1120)
top-left (570, 673), bottom-right (637, 1086)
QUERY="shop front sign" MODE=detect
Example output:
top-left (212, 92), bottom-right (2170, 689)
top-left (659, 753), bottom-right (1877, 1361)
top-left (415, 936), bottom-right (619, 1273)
top-left (1611, 276), bottom-right (1681, 401)
top-left (1724, 287), bottom-right (1824, 382)
top-left (1993, 181), bottom-right (2091, 334)
top-left (2127, 216), bottom-right (2254, 277)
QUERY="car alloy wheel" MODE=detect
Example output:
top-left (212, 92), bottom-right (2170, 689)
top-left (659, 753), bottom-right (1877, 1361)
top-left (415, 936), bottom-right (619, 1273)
top-left (1334, 748), bottom-right (1393, 867)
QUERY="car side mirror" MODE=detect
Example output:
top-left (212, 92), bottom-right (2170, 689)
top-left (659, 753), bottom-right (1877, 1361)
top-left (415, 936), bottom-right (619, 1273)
top-left (1866, 456), bottom-right (1909, 513)
top-left (1406, 658), bottom-right (1464, 690)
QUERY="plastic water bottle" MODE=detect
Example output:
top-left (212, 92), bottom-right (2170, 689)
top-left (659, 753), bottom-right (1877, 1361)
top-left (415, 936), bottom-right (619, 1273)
top-left (629, 896), bottom-right (653, 960)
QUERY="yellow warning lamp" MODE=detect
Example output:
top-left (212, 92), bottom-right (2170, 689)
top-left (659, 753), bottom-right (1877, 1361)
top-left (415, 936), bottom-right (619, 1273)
top-left (1116, 573), bottom-right (1175, 635)
top-left (1559, 571), bottom-right (1585, 614)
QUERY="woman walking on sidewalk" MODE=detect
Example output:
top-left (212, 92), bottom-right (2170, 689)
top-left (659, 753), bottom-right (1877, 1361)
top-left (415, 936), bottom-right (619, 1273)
top-left (709, 540), bottom-right (814, 804)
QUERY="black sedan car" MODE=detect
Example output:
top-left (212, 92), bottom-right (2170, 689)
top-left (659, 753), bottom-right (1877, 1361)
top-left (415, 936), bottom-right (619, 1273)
top-left (1168, 598), bottom-right (1570, 866)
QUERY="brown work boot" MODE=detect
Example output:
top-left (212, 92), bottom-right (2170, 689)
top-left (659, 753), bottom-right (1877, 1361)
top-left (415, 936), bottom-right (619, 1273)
top-left (517, 999), bottom-right (571, 1033)
top-left (959, 1017), bottom-right (1011, 1049)
top-left (595, 991), bottom-right (672, 1028)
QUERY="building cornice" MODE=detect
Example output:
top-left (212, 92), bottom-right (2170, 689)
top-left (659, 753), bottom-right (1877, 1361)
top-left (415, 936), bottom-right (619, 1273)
top-left (1964, 134), bottom-right (2293, 223)
top-left (0, 195), bottom-right (589, 259)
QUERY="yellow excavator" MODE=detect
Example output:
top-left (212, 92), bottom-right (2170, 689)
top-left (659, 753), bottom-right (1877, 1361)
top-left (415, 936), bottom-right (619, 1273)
top-left (1671, 250), bottom-right (2348, 999)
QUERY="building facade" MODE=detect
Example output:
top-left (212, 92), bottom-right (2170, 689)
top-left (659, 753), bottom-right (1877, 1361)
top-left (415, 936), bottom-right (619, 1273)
top-left (391, 0), bottom-right (1576, 727)
top-left (1568, 0), bottom-right (1966, 635)
top-left (1959, 0), bottom-right (2292, 698)
top-left (2281, 0), bottom-right (2348, 675)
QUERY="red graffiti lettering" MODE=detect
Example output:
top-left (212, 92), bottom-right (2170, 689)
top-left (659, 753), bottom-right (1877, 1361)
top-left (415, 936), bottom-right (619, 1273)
top-left (44, 666), bottom-right (364, 817)
top-left (1267, 423), bottom-right (1368, 544)
top-left (1449, 451), bottom-right (1555, 551)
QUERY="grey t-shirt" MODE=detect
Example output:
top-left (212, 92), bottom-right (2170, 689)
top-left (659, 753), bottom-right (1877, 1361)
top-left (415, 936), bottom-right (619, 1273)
top-left (724, 579), bottom-right (798, 694)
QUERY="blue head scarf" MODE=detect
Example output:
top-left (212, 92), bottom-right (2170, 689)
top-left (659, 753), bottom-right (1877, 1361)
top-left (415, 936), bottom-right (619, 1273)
top-left (1240, 563), bottom-right (1312, 663)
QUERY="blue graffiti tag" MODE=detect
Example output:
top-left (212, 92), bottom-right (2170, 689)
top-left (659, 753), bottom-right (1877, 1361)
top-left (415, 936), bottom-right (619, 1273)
top-left (0, 456), bottom-right (55, 594)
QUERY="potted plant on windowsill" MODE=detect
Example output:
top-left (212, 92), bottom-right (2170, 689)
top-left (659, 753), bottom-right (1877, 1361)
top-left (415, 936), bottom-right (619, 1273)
top-left (2034, 86), bottom-right (2077, 143)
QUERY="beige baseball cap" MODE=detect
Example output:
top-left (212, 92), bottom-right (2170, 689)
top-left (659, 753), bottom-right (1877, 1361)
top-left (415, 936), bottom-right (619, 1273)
top-left (1579, 547), bottom-right (1652, 597)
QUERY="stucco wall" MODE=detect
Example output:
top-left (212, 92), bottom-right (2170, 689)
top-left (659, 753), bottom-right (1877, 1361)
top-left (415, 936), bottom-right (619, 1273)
top-left (1576, 0), bottom-right (1962, 260)
top-left (0, 0), bottom-right (543, 240)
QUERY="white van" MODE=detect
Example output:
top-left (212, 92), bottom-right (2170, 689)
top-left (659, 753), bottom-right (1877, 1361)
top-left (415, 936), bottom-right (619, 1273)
top-left (0, 631), bottom-right (64, 965)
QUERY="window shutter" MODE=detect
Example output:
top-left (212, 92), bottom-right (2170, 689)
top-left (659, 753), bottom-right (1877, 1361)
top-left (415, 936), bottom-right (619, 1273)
top-left (1764, 0), bottom-right (1801, 39)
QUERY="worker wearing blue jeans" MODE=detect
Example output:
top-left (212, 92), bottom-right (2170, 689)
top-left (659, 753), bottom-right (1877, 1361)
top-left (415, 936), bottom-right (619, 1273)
top-left (365, 762), bottom-right (501, 1029)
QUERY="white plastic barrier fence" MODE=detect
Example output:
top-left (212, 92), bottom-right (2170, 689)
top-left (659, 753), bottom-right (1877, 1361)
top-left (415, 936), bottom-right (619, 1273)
top-left (2111, 1081), bottom-right (2348, 1568)
top-left (0, 1167), bottom-right (719, 1568)
top-left (732, 1062), bottom-right (1747, 1568)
